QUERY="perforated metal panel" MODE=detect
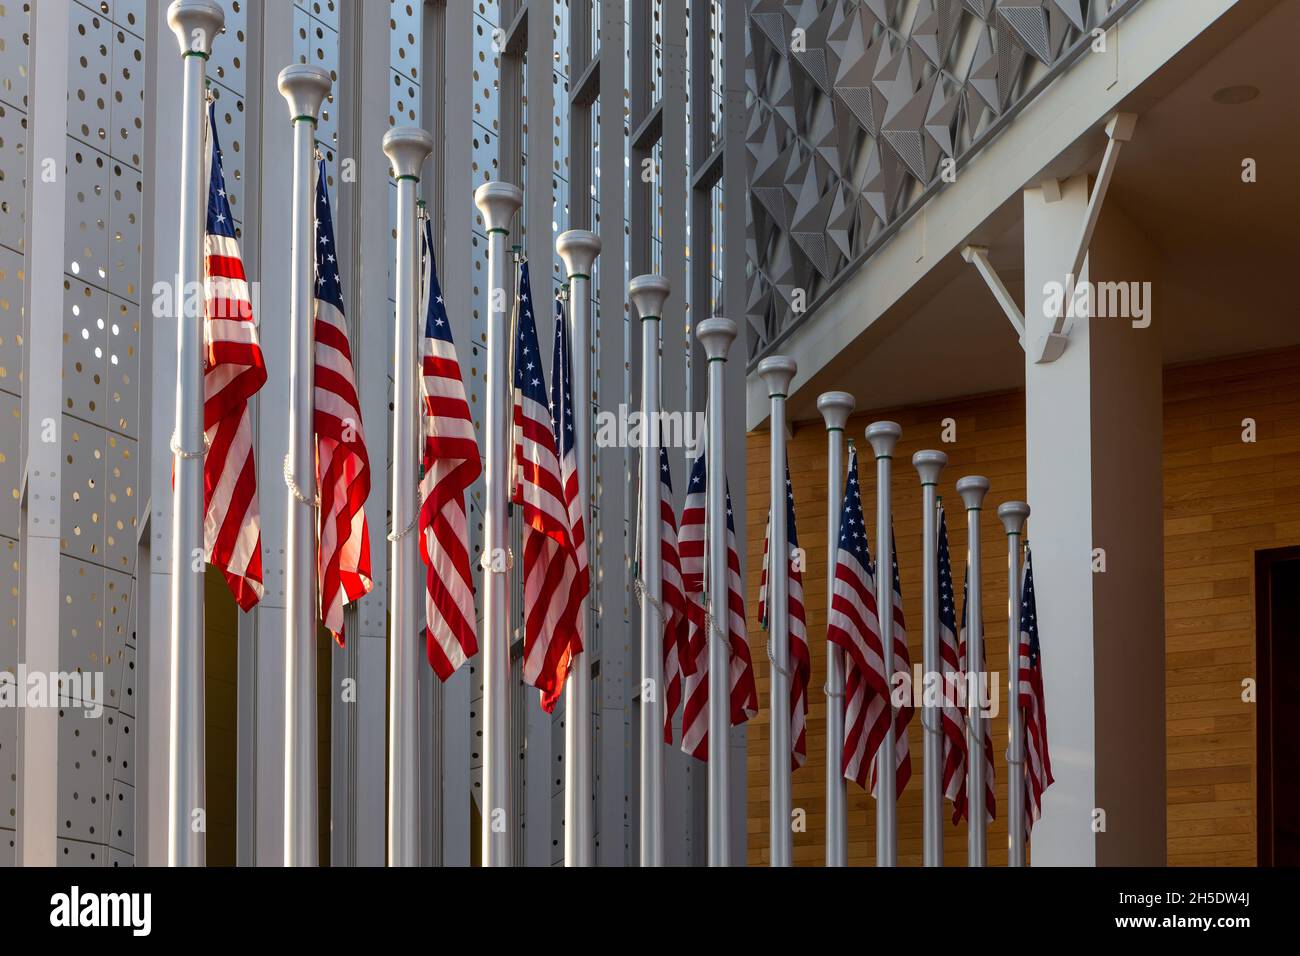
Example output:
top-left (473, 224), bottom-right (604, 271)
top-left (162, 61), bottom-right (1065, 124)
top-left (0, 534), bottom-right (18, 857)
top-left (50, 0), bottom-right (143, 867)
top-left (0, 104), bottom-right (26, 254)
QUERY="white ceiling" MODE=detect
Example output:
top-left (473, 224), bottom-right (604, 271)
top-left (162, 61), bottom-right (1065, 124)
top-left (786, 0), bottom-right (1300, 424)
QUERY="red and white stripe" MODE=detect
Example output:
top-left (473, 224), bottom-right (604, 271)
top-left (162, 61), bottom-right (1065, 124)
top-left (201, 108), bottom-right (265, 612)
top-left (658, 450), bottom-right (692, 744)
top-left (840, 538), bottom-right (912, 797)
top-left (513, 271), bottom-right (584, 713)
top-left (417, 223), bottom-right (481, 679)
top-left (957, 613), bottom-right (997, 825)
top-left (679, 461), bottom-right (757, 761)
top-left (758, 503), bottom-right (810, 770)
top-left (313, 170), bottom-right (373, 641)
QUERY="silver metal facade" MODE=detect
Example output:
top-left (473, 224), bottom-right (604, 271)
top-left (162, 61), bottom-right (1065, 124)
top-left (744, 0), bottom-right (1145, 365)
top-left (0, 0), bottom-right (747, 866)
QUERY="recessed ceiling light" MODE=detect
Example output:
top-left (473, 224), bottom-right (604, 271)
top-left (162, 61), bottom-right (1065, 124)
top-left (1212, 85), bottom-right (1260, 105)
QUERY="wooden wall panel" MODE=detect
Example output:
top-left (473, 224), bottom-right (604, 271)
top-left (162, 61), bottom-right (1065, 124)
top-left (744, 346), bottom-right (1300, 867)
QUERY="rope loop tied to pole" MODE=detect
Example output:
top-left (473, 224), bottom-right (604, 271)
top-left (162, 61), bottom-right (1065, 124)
top-left (170, 430), bottom-right (211, 460)
top-left (282, 453), bottom-right (321, 508)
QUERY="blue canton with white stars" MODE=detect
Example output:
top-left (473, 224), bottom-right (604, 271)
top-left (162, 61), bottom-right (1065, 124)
top-left (513, 262), bottom-right (548, 404)
top-left (205, 104), bottom-right (238, 240)
top-left (314, 160), bottom-right (344, 313)
top-left (422, 219), bottom-right (454, 342)
top-left (660, 446), bottom-right (673, 493)
top-left (836, 447), bottom-right (873, 569)
top-left (783, 465), bottom-right (799, 549)
top-left (550, 292), bottom-right (576, 457)
top-left (687, 451), bottom-right (738, 532)
top-left (1020, 548), bottom-right (1040, 665)
top-left (937, 507), bottom-right (956, 634)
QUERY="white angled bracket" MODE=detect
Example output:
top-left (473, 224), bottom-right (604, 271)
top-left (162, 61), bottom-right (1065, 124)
top-left (961, 245), bottom-right (1026, 348)
top-left (1033, 111), bottom-right (1138, 364)
top-left (961, 112), bottom-right (1137, 363)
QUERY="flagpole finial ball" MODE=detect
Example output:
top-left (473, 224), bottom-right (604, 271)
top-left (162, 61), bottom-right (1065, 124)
top-left (817, 391), bottom-right (855, 431)
top-left (167, 0), bottom-right (225, 57)
top-left (865, 421), bottom-right (902, 459)
top-left (695, 317), bottom-right (738, 362)
top-left (628, 274), bottom-right (671, 320)
top-left (997, 500), bottom-right (1031, 535)
top-left (474, 182), bottom-right (524, 234)
top-left (381, 126), bottom-right (434, 181)
top-left (277, 64), bottom-right (332, 124)
top-left (757, 355), bottom-right (797, 399)
top-left (956, 476), bottom-right (990, 511)
top-left (912, 449), bottom-right (948, 485)
top-left (556, 230), bottom-right (601, 278)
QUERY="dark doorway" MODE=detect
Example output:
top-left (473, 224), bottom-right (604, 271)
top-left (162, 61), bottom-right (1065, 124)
top-left (1257, 546), bottom-right (1300, 866)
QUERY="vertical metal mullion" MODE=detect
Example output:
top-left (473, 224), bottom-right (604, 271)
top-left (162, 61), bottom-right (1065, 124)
top-left (720, 0), bottom-right (749, 865)
top-left (439, 0), bottom-right (474, 868)
top-left (596, 0), bottom-right (629, 868)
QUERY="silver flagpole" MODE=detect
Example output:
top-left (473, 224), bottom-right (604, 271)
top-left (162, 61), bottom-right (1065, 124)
top-left (278, 63), bottom-right (331, 868)
top-left (555, 230), bottom-right (601, 867)
top-left (817, 392), bottom-right (853, 867)
top-left (165, 0), bottom-right (223, 868)
top-left (864, 421), bottom-right (901, 866)
top-left (697, 317), bottom-right (737, 867)
top-left (998, 500), bottom-right (1031, 867)
top-left (913, 450), bottom-right (948, 867)
top-left (628, 273), bottom-right (670, 867)
top-left (757, 356), bottom-right (797, 867)
top-left (474, 181), bottom-right (523, 867)
top-left (382, 127), bottom-right (433, 867)
top-left (956, 476), bottom-right (990, 867)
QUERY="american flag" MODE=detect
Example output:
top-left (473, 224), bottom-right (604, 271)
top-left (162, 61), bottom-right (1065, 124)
top-left (830, 446), bottom-right (912, 796)
top-left (1019, 545), bottom-right (1053, 835)
top-left (678, 449), bottom-right (757, 760)
top-left (549, 289), bottom-right (590, 644)
top-left (512, 262), bottom-right (584, 713)
top-left (313, 160), bottom-right (373, 640)
top-left (417, 218), bottom-right (481, 679)
top-left (958, 564), bottom-right (997, 824)
top-left (657, 447), bottom-right (692, 744)
top-left (936, 504), bottom-right (969, 821)
top-left (758, 466), bottom-right (810, 770)
top-left (201, 103), bottom-right (266, 612)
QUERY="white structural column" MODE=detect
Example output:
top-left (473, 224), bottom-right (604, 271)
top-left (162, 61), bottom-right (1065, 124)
top-left (999, 501), bottom-right (1030, 866)
top-left (956, 475), bottom-right (990, 867)
top-left (758, 356), bottom-right (797, 867)
top-left (1023, 176), bottom-right (1165, 865)
top-left (913, 450), bottom-right (948, 867)
top-left (629, 273), bottom-right (671, 867)
top-left (382, 127), bottom-right (433, 867)
top-left (865, 421), bottom-right (901, 866)
top-left (697, 317), bottom-right (738, 867)
top-left (278, 63), bottom-right (332, 868)
top-left (556, 229), bottom-right (601, 868)
top-left (474, 181), bottom-right (523, 867)
top-left (817, 392), bottom-right (853, 867)
top-left (163, 0), bottom-right (224, 868)
top-left (16, 0), bottom-right (72, 868)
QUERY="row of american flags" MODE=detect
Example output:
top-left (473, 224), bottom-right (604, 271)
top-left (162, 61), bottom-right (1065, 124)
top-left (200, 96), bottom-right (1051, 852)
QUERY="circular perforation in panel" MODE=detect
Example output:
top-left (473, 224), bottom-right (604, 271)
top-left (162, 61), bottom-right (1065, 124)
top-left (109, 23), bottom-right (144, 170)
top-left (107, 163), bottom-right (141, 302)
top-left (103, 429), bottom-right (138, 572)
top-left (64, 147), bottom-right (110, 287)
top-left (62, 279), bottom-right (111, 429)
top-left (60, 419), bottom-right (109, 563)
top-left (208, 0), bottom-right (248, 97)
top-left (0, 0), bottom-right (30, 110)
top-left (0, 103), bottom-right (28, 253)
top-left (0, 246), bottom-right (23, 405)
top-left (389, 0), bottom-right (420, 84)
top-left (69, 5), bottom-right (112, 150)
top-left (0, 534), bottom-right (16, 855)
top-left (56, 555), bottom-right (109, 846)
